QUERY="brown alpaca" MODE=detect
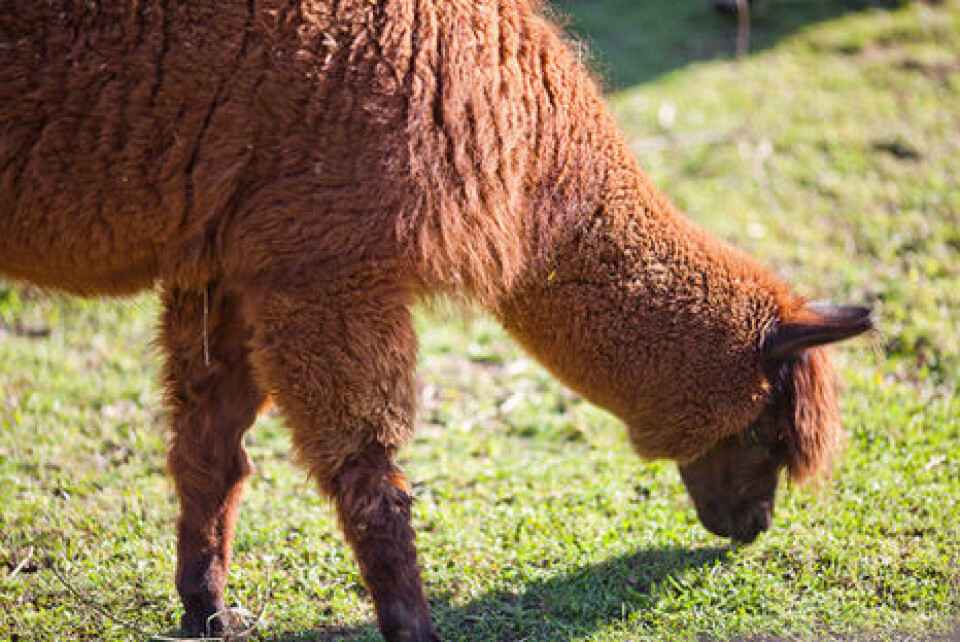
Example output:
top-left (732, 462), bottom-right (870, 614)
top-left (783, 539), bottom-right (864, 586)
top-left (0, 1), bottom-right (872, 640)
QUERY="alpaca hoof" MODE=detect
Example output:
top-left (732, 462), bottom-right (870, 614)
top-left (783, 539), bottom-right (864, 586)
top-left (180, 609), bottom-right (224, 638)
top-left (379, 601), bottom-right (439, 642)
top-left (384, 628), bottom-right (440, 642)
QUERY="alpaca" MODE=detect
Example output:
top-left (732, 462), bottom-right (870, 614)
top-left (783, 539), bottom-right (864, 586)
top-left (0, 1), bottom-right (872, 640)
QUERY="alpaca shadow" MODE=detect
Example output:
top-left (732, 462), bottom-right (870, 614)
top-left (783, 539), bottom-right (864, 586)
top-left (262, 545), bottom-right (731, 641)
top-left (550, 0), bottom-right (909, 88)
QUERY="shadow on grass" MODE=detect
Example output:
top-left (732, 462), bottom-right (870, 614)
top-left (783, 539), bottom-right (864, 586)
top-left (549, 0), bottom-right (909, 88)
top-left (262, 545), bottom-right (731, 641)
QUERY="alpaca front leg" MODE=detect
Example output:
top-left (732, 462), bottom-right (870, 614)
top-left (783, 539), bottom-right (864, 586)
top-left (161, 285), bottom-right (265, 636)
top-left (243, 277), bottom-right (436, 640)
top-left (330, 446), bottom-right (437, 642)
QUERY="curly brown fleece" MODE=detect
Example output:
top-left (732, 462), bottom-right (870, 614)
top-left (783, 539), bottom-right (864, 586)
top-left (1, 1), bottom-right (857, 639)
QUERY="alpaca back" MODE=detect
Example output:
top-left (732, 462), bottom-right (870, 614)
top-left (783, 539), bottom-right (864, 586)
top-left (0, 0), bottom-right (621, 300)
top-left (319, 0), bottom-right (619, 304)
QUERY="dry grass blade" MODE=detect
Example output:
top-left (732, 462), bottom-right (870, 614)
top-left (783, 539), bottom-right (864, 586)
top-left (7, 546), bottom-right (35, 578)
top-left (630, 129), bottom-right (744, 155)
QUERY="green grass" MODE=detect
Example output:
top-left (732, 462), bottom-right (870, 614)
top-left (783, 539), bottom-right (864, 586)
top-left (3, 1), bottom-right (960, 639)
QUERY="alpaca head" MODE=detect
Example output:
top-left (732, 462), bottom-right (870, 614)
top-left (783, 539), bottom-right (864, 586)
top-left (677, 302), bottom-right (873, 543)
top-left (503, 235), bottom-right (873, 545)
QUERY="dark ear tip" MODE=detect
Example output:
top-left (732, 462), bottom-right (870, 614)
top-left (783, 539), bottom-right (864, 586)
top-left (805, 301), bottom-right (875, 334)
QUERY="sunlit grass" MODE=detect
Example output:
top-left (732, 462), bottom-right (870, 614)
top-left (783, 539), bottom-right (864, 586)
top-left (2, 1), bottom-right (959, 639)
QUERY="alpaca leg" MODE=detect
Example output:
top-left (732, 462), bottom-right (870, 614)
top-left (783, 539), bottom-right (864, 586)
top-left (161, 285), bottom-right (265, 636)
top-left (246, 280), bottom-right (437, 641)
top-left (329, 445), bottom-right (437, 642)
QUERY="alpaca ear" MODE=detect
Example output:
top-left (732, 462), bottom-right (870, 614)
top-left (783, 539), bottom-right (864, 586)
top-left (764, 301), bottom-right (874, 361)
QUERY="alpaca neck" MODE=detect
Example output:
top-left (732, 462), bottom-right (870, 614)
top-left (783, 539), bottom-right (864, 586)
top-left (496, 136), bottom-right (797, 460)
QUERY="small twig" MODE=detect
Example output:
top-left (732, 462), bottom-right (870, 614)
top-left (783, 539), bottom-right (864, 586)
top-left (7, 546), bottom-right (34, 578)
top-left (631, 129), bottom-right (744, 156)
top-left (46, 558), bottom-right (271, 641)
top-left (47, 562), bottom-right (172, 639)
top-left (736, 0), bottom-right (751, 58)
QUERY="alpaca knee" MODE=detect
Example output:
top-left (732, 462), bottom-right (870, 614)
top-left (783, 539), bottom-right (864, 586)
top-left (168, 438), bottom-right (251, 504)
top-left (329, 445), bottom-right (410, 525)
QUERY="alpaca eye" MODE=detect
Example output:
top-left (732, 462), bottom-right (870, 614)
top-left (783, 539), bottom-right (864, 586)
top-left (744, 424), bottom-right (773, 457)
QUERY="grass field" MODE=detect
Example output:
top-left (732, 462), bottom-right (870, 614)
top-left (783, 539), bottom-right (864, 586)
top-left (2, 1), bottom-right (959, 640)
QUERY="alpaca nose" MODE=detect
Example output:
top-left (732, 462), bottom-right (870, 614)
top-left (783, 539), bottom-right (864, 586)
top-left (697, 501), bottom-right (735, 539)
top-left (731, 502), bottom-right (773, 544)
top-left (697, 500), bottom-right (773, 543)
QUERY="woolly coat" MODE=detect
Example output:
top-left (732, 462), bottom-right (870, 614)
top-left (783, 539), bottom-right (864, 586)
top-left (1, 0), bottom-right (816, 466)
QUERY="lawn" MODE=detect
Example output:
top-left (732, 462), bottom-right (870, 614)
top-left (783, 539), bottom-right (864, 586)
top-left (2, 0), bottom-right (959, 640)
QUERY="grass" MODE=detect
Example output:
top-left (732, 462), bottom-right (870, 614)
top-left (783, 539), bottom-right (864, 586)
top-left (2, 0), bottom-right (960, 639)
